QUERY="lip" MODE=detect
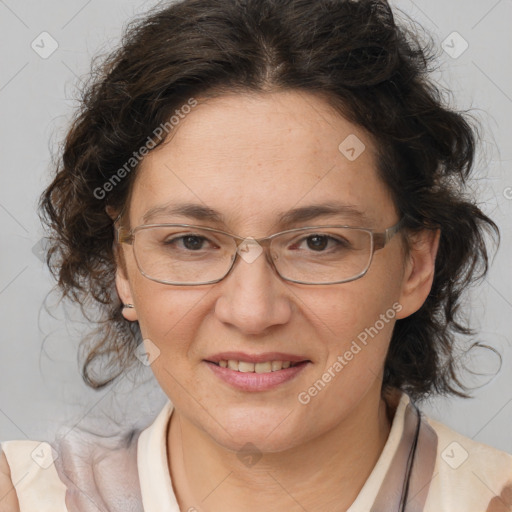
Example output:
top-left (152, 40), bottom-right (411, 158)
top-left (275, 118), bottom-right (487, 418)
top-left (204, 352), bottom-right (311, 392)
top-left (205, 351), bottom-right (310, 364)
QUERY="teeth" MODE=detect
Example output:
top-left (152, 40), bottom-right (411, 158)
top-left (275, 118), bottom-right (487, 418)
top-left (255, 362), bottom-right (272, 373)
top-left (271, 361), bottom-right (282, 371)
top-left (238, 361), bottom-right (255, 373)
top-left (218, 360), bottom-right (299, 373)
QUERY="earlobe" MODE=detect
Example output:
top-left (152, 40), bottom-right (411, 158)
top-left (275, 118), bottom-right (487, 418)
top-left (396, 228), bottom-right (441, 319)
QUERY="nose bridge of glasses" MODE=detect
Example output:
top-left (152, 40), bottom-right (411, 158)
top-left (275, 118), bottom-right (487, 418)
top-left (232, 232), bottom-right (273, 250)
top-left (231, 233), bottom-right (278, 272)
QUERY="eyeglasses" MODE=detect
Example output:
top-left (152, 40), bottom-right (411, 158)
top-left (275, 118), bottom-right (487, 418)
top-left (115, 218), bottom-right (404, 286)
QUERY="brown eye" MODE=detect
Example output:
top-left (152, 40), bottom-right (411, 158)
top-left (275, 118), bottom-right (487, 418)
top-left (181, 235), bottom-right (206, 250)
top-left (306, 235), bottom-right (329, 251)
top-left (162, 234), bottom-right (211, 251)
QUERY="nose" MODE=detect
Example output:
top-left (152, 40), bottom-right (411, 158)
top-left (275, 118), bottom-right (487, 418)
top-left (213, 246), bottom-right (292, 335)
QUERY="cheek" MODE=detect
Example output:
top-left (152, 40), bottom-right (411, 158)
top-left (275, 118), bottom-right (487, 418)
top-left (133, 285), bottom-right (211, 397)
top-left (305, 273), bottom-right (401, 341)
top-left (129, 268), bottom-right (207, 354)
top-left (301, 262), bottom-right (404, 378)
top-left (295, 284), bottom-right (401, 423)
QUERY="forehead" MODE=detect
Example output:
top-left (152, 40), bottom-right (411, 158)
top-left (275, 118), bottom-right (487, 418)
top-left (128, 91), bottom-right (397, 232)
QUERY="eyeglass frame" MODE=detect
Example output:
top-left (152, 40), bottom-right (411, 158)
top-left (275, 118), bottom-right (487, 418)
top-left (114, 216), bottom-right (406, 286)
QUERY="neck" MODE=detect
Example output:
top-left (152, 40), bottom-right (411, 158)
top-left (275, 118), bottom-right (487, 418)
top-left (167, 389), bottom-right (394, 512)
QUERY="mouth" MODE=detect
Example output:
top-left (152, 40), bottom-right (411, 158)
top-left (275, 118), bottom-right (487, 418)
top-left (206, 359), bottom-right (308, 373)
top-left (204, 352), bottom-right (311, 391)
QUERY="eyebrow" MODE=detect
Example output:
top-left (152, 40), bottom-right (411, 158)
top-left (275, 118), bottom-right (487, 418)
top-left (141, 201), bottom-right (372, 227)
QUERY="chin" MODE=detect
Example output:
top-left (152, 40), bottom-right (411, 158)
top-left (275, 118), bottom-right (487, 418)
top-left (206, 405), bottom-right (309, 454)
top-left (215, 428), bottom-right (305, 456)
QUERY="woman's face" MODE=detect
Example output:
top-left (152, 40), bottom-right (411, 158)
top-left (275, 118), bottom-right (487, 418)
top-left (116, 90), bottom-right (438, 452)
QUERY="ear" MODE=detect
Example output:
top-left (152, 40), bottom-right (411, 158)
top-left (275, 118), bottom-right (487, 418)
top-left (106, 205), bottom-right (119, 221)
top-left (106, 205), bottom-right (137, 321)
top-left (113, 244), bottom-right (138, 322)
top-left (395, 228), bottom-right (441, 319)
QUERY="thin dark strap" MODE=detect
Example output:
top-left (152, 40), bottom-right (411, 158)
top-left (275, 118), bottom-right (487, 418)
top-left (371, 402), bottom-right (438, 512)
top-left (399, 402), bottom-right (422, 510)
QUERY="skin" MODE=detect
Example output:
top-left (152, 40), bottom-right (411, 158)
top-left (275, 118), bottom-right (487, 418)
top-left (113, 90), bottom-right (440, 511)
top-left (0, 451), bottom-right (20, 512)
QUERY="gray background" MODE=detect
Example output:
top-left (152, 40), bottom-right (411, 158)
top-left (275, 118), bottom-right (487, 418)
top-left (0, 0), bottom-right (511, 452)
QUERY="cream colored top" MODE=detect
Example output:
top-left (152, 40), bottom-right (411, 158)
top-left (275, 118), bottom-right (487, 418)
top-left (1, 392), bottom-right (511, 511)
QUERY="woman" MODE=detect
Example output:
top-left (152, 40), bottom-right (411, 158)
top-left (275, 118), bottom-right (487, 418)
top-left (1, 0), bottom-right (511, 510)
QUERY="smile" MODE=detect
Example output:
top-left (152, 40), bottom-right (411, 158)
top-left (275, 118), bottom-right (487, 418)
top-left (213, 360), bottom-right (302, 373)
top-left (205, 359), bottom-right (311, 392)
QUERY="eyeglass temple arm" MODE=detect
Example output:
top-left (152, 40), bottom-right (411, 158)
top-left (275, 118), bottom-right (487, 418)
top-left (115, 226), bottom-right (133, 245)
top-left (373, 217), bottom-right (405, 250)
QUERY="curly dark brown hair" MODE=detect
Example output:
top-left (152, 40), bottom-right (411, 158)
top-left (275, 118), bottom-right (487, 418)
top-left (39, 0), bottom-right (499, 400)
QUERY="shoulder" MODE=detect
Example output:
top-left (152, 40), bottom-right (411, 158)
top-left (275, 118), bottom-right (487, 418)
top-left (1, 427), bottom-right (146, 512)
top-left (386, 391), bottom-right (512, 511)
top-left (0, 445), bottom-right (20, 512)
top-left (0, 443), bottom-right (21, 512)
top-left (1, 439), bottom-right (67, 512)
top-left (0, 403), bottom-right (171, 511)
top-left (421, 414), bottom-right (512, 512)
